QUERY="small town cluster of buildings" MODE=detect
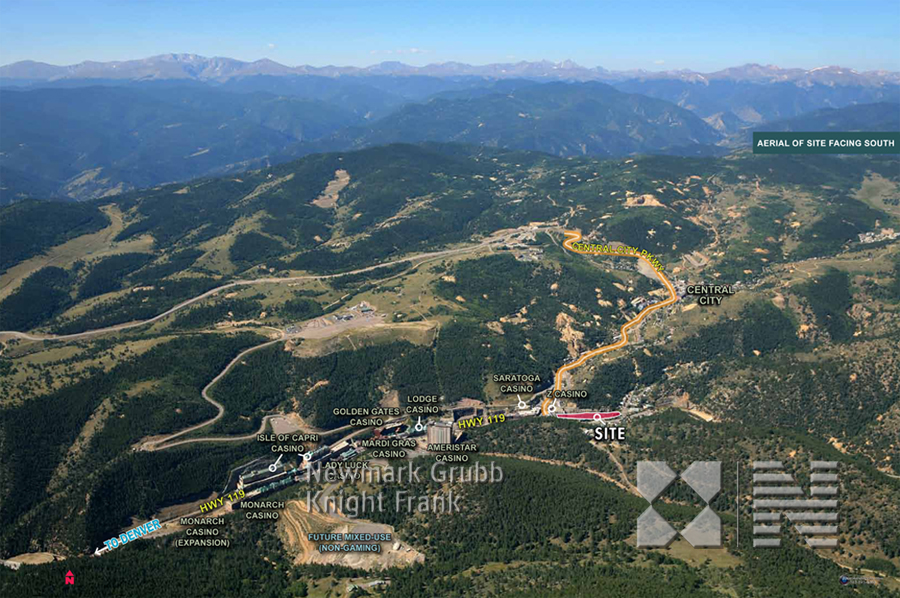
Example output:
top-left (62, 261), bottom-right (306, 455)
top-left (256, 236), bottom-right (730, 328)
top-left (237, 462), bottom-right (302, 495)
top-left (629, 295), bottom-right (653, 312)
top-left (331, 301), bottom-right (377, 323)
top-left (499, 228), bottom-right (544, 262)
top-left (376, 416), bottom-right (456, 446)
top-left (233, 410), bottom-right (465, 499)
top-left (618, 385), bottom-right (656, 415)
top-left (236, 439), bottom-right (364, 496)
top-left (857, 228), bottom-right (899, 244)
top-left (349, 301), bottom-right (376, 314)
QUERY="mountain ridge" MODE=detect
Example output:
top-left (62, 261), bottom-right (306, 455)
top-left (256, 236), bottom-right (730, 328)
top-left (298, 80), bottom-right (723, 159)
top-left (3, 54), bottom-right (899, 87)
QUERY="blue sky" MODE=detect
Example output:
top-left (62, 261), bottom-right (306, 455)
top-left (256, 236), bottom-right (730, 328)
top-left (2, 0), bottom-right (898, 71)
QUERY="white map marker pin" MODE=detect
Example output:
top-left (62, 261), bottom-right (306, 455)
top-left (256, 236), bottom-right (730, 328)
top-left (268, 454), bottom-right (283, 473)
top-left (517, 394), bottom-right (528, 410)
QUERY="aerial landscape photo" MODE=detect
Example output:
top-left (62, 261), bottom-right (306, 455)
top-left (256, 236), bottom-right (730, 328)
top-left (0, 1), bottom-right (898, 596)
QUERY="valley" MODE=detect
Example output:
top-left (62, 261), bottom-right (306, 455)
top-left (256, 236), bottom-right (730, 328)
top-left (1, 58), bottom-right (898, 596)
top-left (2, 0), bottom-right (900, 595)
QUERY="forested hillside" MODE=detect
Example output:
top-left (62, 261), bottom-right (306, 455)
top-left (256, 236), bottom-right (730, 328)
top-left (0, 141), bottom-right (897, 596)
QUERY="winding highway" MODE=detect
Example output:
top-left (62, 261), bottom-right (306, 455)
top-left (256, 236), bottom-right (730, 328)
top-left (11, 228), bottom-right (544, 450)
top-left (1, 229), bottom-right (546, 343)
top-left (541, 230), bottom-right (678, 415)
top-left (141, 337), bottom-right (286, 451)
top-left (10, 226), bottom-right (671, 448)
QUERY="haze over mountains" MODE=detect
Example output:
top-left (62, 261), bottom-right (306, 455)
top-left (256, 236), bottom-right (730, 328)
top-left (749, 102), bottom-right (900, 135)
top-left (3, 53), bottom-right (900, 86)
top-left (302, 81), bottom-right (722, 158)
top-left (0, 86), bottom-right (361, 200)
top-left (1, 54), bottom-right (897, 203)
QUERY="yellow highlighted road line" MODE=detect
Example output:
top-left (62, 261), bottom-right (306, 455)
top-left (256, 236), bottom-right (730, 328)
top-left (541, 231), bottom-right (678, 415)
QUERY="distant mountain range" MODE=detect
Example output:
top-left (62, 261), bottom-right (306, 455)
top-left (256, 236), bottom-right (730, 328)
top-left (2, 54), bottom-right (899, 87)
top-left (301, 81), bottom-right (723, 158)
top-left (749, 102), bottom-right (900, 136)
top-left (0, 80), bottom-right (725, 202)
top-left (1, 54), bottom-right (897, 204)
top-left (0, 86), bottom-right (363, 201)
top-left (5, 54), bottom-right (897, 136)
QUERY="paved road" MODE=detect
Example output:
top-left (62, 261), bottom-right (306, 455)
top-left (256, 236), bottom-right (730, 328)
top-left (541, 230), bottom-right (678, 415)
top-left (141, 337), bottom-right (286, 451)
top-left (140, 326), bottom-right (375, 451)
top-left (1, 230), bottom-right (545, 343)
top-left (2, 227), bottom-right (552, 451)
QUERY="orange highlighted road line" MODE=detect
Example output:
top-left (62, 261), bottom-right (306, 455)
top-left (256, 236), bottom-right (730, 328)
top-left (541, 231), bottom-right (678, 415)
